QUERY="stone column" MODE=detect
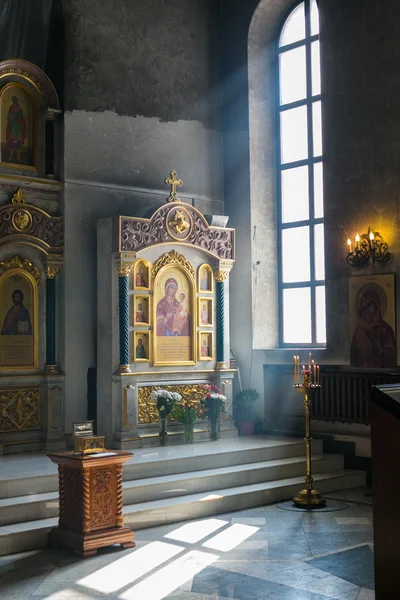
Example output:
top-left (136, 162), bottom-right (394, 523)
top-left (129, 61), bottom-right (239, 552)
top-left (117, 262), bottom-right (133, 374)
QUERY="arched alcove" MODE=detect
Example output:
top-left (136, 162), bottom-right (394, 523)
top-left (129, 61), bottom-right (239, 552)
top-left (248, 0), bottom-right (300, 350)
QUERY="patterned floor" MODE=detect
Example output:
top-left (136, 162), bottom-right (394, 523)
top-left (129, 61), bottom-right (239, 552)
top-left (0, 487), bottom-right (374, 600)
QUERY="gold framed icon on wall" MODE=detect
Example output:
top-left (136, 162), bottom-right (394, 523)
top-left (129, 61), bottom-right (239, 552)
top-left (0, 266), bottom-right (39, 371)
top-left (133, 259), bottom-right (150, 290)
top-left (133, 331), bottom-right (150, 363)
top-left (198, 331), bottom-right (214, 361)
top-left (198, 297), bottom-right (213, 327)
top-left (133, 295), bottom-right (150, 326)
top-left (198, 263), bottom-right (213, 294)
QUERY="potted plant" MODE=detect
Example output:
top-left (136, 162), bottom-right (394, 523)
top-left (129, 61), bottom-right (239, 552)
top-left (172, 399), bottom-right (201, 444)
top-left (149, 389), bottom-right (181, 445)
top-left (234, 389), bottom-right (259, 436)
top-left (201, 384), bottom-right (226, 441)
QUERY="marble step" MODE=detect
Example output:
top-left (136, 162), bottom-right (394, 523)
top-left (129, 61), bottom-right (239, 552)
top-left (0, 437), bottom-right (324, 499)
top-left (0, 468), bottom-right (366, 556)
top-left (0, 453), bottom-right (342, 526)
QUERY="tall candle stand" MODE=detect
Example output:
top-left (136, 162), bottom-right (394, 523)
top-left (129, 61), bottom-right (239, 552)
top-left (293, 356), bottom-right (326, 509)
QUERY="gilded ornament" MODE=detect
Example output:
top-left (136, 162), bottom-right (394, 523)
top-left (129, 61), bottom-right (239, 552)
top-left (11, 188), bottom-right (27, 204)
top-left (44, 265), bottom-right (61, 279)
top-left (0, 255), bottom-right (41, 285)
top-left (117, 262), bottom-right (133, 277)
top-left (12, 209), bottom-right (32, 232)
top-left (151, 249), bottom-right (195, 279)
top-left (215, 270), bottom-right (229, 282)
top-left (168, 209), bottom-right (190, 234)
top-left (165, 170), bottom-right (183, 202)
top-left (0, 387), bottom-right (40, 432)
top-left (138, 384), bottom-right (208, 424)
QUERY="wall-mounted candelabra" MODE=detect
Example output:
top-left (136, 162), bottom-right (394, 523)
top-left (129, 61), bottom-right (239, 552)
top-left (346, 228), bottom-right (390, 268)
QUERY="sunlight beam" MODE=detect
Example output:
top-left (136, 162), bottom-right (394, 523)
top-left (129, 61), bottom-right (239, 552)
top-left (120, 550), bottom-right (218, 600)
top-left (78, 541), bottom-right (184, 594)
top-left (165, 518), bottom-right (229, 544)
top-left (202, 523), bottom-right (259, 552)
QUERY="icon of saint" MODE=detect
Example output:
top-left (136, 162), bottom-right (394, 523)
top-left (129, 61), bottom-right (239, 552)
top-left (6, 96), bottom-right (27, 164)
top-left (1, 289), bottom-right (32, 335)
top-left (135, 302), bottom-right (147, 323)
top-left (156, 278), bottom-right (190, 336)
top-left (201, 339), bottom-right (209, 357)
top-left (200, 270), bottom-right (209, 291)
top-left (135, 266), bottom-right (147, 288)
top-left (350, 288), bottom-right (396, 368)
top-left (200, 303), bottom-right (209, 325)
top-left (136, 337), bottom-right (147, 359)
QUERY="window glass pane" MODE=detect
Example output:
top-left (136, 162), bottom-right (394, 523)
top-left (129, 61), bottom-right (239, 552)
top-left (280, 47), bottom-right (307, 105)
top-left (311, 41), bottom-right (321, 96)
top-left (314, 162), bottom-right (323, 218)
top-left (281, 166), bottom-right (309, 223)
top-left (312, 101), bottom-right (322, 156)
top-left (280, 105), bottom-right (308, 163)
top-left (282, 226), bottom-right (310, 283)
top-left (279, 3), bottom-right (305, 47)
top-left (310, 0), bottom-right (320, 35)
top-left (283, 287), bottom-right (312, 343)
top-left (315, 285), bottom-right (326, 344)
top-left (314, 223), bottom-right (325, 280)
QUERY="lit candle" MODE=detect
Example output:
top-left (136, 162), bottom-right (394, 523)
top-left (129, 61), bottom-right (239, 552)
top-left (297, 356), bottom-right (300, 384)
top-left (308, 353), bottom-right (311, 371)
top-left (317, 365), bottom-right (320, 385)
top-left (369, 230), bottom-right (375, 249)
top-left (313, 360), bottom-right (316, 384)
top-left (355, 233), bottom-right (360, 249)
top-left (294, 356), bottom-right (296, 384)
top-left (347, 238), bottom-right (352, 253)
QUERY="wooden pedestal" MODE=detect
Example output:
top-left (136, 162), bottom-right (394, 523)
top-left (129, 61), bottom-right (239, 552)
top-left (47, 450), bottom-right (135, 557)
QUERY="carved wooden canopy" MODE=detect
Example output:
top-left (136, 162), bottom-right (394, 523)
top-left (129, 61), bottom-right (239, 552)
top-left (0, 190), bottom-right (63, 256)
top-left (115, 203), bottom-right (235, 261)
top-left (0, 59), bottom-right (60, 110)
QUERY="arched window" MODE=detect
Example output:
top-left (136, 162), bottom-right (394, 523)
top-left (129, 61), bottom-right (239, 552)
top-left (277, 0), bottom-right (325, 347)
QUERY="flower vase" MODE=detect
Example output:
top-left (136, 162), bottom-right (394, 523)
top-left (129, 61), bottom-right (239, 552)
top-left (210, 418), bottom-right (219, 441)
top-left (184, 424), bottom-right (194, 444)
top-left (159, 417), bottom-right (168, 446)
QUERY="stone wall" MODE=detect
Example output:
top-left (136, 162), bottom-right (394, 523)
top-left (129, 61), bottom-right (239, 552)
top-left (222, 0), bottom-right (400, 434)
top-left (59, 0), bottom-right (223, 430)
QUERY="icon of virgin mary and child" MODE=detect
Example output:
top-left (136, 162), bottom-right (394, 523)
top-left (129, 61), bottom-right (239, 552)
top-left (156, 278), bottom-right (190, 336)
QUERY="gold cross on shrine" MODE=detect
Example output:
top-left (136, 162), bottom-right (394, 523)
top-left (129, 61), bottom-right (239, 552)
top-left (165, 170), bottom-right (183, 202)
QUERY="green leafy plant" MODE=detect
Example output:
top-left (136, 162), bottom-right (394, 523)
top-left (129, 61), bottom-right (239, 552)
top-left (234, 389), bottom-right (259, 423)
top-left (172, 399), bottom-right (201, 426)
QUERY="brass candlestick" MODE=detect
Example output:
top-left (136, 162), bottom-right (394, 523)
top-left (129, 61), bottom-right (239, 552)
top-left (293, 370), bottom-right (326, 509)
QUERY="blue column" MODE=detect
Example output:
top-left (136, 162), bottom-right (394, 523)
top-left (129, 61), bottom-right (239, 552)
top-left (118, 265), bottom-right (131, 373)
top-left (215, 271), bottom-right (228, 369)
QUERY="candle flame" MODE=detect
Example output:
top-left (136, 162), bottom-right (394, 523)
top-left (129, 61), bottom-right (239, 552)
top-left (369, 231), bottom-right (374, 240)
top-left (355, 233), bottom-right (360, 242)
top-left (347, 238), bottom-right (351, 246)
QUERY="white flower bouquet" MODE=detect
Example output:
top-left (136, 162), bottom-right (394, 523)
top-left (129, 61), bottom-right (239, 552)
top-left (149, 389), bottom-right (182, 418)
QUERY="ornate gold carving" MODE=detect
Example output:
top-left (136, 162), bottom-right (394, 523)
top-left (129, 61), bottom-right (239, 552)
top-left (123, 385), bottom-right (135, 429)
top-left (116, 465), bottom-right (124, 527)
top-left (0, 255), bottom-right (41, 285)
top-left (12, 209), bottom-right (32, 231)
top-left (168, 209), bottom-right (190, 234)
top-left (92, 469), bottom-right (115, 530)
top-left (0, 387), bottom-right (40, 432)
top-left (138, 384), bottom-right (208, 424)
top-left (117, 262), bottom-right (133, 277)
top-left (215, 270), bottom-right (229, 282)
top-left (11, 189), bottom-right (26, 204)
top-left (44, 264), bottom-right (61, 279)
top-left (151, 249), bottom-right (195, 279)
top-left (165, 169), bottom-right (183, 202)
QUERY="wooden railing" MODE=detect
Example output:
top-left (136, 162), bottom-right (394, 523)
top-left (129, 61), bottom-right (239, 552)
top-left (311, 368), bottom-right (400, 425)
